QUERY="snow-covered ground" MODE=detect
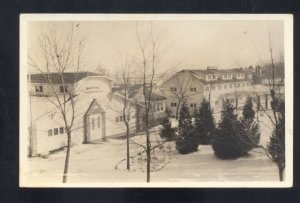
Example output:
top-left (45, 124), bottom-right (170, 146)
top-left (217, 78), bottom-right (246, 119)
top-left (23, 111), bottom-right (279, 185)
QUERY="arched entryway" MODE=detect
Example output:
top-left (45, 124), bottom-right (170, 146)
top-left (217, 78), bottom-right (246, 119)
top-left (83, 99), bottom-right (106, 143)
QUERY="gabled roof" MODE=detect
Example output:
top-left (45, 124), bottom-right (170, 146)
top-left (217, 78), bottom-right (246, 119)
top-left (187, 68), bottom-right (253, 77)
top-left (28, 71), bottom-right (100, 84)
top-left (162, 68), bottom-right (254, 86)
top-left (84, 99), bottom-right (105, 116)
top-left (113, 84), bottom-right (143, 98)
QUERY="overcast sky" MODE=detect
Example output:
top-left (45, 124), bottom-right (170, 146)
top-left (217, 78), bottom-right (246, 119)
top-left (28, 20), bottom-right (284, 74)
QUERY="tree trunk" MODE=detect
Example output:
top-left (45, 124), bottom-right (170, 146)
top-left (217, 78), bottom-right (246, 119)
top-left (126, 122), bottom-right (130, 170)
top-left (175, 100), bottom-right (181, 120)
top-left (278, 166), bottom-right (284, 181)
top-left (62, 132), bottom-right (71, 183)
top-left (146, 127), bottom-right (151, 182)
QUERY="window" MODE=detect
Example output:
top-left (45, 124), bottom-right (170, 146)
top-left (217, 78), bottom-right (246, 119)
top-left (190, 103), bottom-right (197, 108)
top-left (237, 83), bottom-right (240, 87)
top-left (48, 129), bottom-right (53, 137)
top-left (97, 116), bottom-right (101, 128)
top-left (218, 85), bottom-right (221, 90)
top-left (190, 87), bottom-right (196, 92)
top-left (224, 84), bottom-right (227, 89)
top-left (170, 87), bottom-right (177, 92)
top-left (35, 85), bottom-right (43, 93)
top-left (171, 102), bottom-right (177, 107)
top-left (119, 115), bottom-right (124, 122)
top-left (60, 85), bottom-right (68, 93)
top-left (59, 127), bottom-right (64, 134)
top-left (54, 128), bottom-right (59, 135)
top-left (91, 117), bottom-right (95, 129)
top-left (229, 84), bottom-right (232, 88)
top-left (212, 75), bottom-right (216, 79)
top-left (208, 75), bottom-right (212, 80)
top-left (156, 102), bottom-right (164, 112)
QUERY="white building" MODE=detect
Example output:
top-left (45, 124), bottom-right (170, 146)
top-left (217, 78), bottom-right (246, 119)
top-left (160, 67), bottom-right (273, 117)
top-left (28, 72), bottom-right (140, 156)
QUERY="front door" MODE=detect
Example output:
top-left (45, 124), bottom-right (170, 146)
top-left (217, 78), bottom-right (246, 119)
top-left (89, 114), bottom-right (102, 141)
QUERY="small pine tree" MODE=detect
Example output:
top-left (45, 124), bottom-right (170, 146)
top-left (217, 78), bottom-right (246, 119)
top-left (159, 117), bottom-right (176, 141)
top-left (178, 101), bottom-right (192, 132)
top-left (176, 101), bottom-right (198, 154)
top-left (194, 99), bottom-right (216, 144)
top-left (243, 97), bottom-right (255, 122)
top-left (240, 97), bottom-right (260, 146)
top-left (212, 99), bottom-right (250, 159)
top-left (267, 101), bottom-right (285, 181)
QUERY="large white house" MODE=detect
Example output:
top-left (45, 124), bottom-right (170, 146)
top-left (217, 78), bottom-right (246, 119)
top-left (28, 72), bottom-right (141, 156)
top-left (160, 67), bottom-right (274, 117)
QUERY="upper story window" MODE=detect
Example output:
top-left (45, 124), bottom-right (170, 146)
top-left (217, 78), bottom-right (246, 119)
top-left (223, 73), bottom-right (232, 80)
top-left (35, 85), bottom-right (43, 93)
top-left (60, 85), bottom-right (68, 93)
top-left (171, 102), bottom-right (177, 107)
top-left (207, 74), bottom-right (217, 80)
top-left (170, 87), bottom-right (177, 92)
top-left (190, 103), bottom-right (197, 108)
top-left (190, 87), bottom-right (196, 92)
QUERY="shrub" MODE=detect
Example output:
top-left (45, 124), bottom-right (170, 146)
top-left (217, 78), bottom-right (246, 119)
top-left (175, 129), bottom-right (198, 154)
top-left (159, 117), bottom-right (176, 141)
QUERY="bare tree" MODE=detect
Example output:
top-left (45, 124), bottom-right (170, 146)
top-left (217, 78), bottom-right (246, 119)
top-left (171, 75), bottom-right (198, 119)
top-left (134, 21), bottom-right (172, 182)
top-left (28, 23), bottom-right (86, 183)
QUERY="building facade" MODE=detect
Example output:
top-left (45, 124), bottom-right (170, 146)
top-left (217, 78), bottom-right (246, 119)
top-left (160, 67), bottom-right (272, 117)
top-left (28, 72), bottom-right (140, 156)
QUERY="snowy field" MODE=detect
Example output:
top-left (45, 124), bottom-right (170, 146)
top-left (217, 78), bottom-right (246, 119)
top-left (23, 111), bottom-right (279, 186)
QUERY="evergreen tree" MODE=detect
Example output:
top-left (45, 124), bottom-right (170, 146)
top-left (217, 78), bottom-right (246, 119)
top-left (176, 101), bottom-right (198, 154)
top-left (240, 97), bottom-right (260, 146)
top-left (159, 117), bottom-right (176, 141)
top-left (242, 97), bottom-right (255, 122)
top-left (178, 101), bottom-right (192, 131)
top-left (212, 99), bottom-right (250, 159)
top-left (194, 99), bottom-right (216, 144)
top-left (267, 101), bottom-right (285, 181)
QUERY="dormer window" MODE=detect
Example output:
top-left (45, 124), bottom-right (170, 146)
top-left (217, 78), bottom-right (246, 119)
top-left (35, 85), bottom-right (43, 93)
